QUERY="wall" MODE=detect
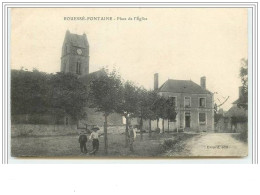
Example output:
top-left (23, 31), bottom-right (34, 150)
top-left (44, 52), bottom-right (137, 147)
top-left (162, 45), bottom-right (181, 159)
top-left (11, 114), bottom-right (74, 125)
top-left (214, 117), bottom-right (247, 133)
top-left (158, 92), bottom-right (214, 132)
top-left (11, 124), bottom-right (126, 137)
top-left (80, 107), bottom-right (123, 126)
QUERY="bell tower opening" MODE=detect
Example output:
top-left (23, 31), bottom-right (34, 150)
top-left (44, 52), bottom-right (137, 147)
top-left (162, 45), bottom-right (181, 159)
top-left (76, 61), bottom-right (81, 75)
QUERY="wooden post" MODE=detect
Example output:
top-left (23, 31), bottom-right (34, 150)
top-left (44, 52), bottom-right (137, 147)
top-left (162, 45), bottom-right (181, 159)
top-left (104, 115), bottom-right (108, 155)
top-left (149, 119), bottom-right (152, 138)
top-left (168, 119), bottom-right (170, 133)
top-left (140, 116), bottom-right (143, 141)
top-left (162, 119), bottom-right (164, 133)
top-left (125, 116), bottom-right (129, 147)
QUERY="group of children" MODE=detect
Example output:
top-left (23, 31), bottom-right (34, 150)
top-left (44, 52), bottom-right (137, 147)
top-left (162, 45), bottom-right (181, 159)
top-left (78, 127), bottom-right (100, 155)
top-left (78, 124), bottom-right (138, 155)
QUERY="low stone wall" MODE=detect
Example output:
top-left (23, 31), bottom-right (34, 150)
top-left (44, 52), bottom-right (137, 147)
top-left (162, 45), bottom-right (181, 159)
top-left (11, 124), bottom-right (126, 137)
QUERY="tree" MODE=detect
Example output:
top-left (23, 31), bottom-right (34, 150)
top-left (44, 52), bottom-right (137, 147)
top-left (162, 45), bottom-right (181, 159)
top-left (11, 69), bottom-right (88, 125)
top-left (49, 72), bottom-right (88, 123)
top-left (11, 69), bottom-right (50, 116)
top-left (116, 81), bottom-right (140, 147)
top-left (238, 58), bottom-right (248, 110)
top-left (89, 69), bottom-right (123, 154)
top-left (151, 96), bottom-right (177, 133)
top-left (137, 89), bottom-right (158, 139)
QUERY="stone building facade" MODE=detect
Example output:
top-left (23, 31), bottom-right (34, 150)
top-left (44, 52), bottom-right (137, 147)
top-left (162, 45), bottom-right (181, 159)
top-left (155, 74), bottom-right (214, 132)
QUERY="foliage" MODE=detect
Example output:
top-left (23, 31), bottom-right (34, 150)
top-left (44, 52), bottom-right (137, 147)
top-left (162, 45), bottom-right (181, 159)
top-left (89, 68), bottom-right (123, 116)
top-left (137, 89), bottom-right (158, 121)
top-left (152, 96), bottom-right (177, 121)
top-left (11, 69), bottom-right (88, 121)
top-left (116, 81), bottom-right (140, 118)
top-left (89, 68), bottom-right (123, 154)
top-left (11, 69), bottom-right (51, 115)
top-left (49, 72), bottom-right (88, 120)
top-left (231, 116), bottom-right (248, 124)
top-left (238, 58), bottom-right (248, 110)
top-left (214, 113), bottom-right (223, 123)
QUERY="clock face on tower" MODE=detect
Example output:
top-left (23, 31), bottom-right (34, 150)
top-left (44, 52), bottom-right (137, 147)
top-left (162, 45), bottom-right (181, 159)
top-left (77, 48), bottom-right (82, 55)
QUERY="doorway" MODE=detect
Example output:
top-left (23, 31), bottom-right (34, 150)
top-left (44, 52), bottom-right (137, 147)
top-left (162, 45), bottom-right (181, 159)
top-left (185, 113), bottom-right (191, 128)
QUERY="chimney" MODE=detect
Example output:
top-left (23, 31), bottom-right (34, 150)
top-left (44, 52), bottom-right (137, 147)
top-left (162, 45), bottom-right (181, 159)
top-left (200, 76), bottom-right (206, 90)
top-left (154, 73), bottom-right (159, 90)
top-left (239, 86), bottom-right (243, 98)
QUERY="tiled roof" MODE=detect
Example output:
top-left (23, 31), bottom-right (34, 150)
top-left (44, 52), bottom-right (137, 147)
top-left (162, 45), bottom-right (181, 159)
top-left (158, 79), bottom-right (212, 94)
top-left (225, 105), bottom-right (247, 117)
top-left (79, 69), bottom-right (107, 84)
top-left (68, 33), bottom-right (89, 48)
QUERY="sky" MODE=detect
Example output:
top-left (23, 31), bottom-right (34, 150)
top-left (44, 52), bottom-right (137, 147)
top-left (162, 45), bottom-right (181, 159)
top-left (11, 8), bottom-right (248, 111)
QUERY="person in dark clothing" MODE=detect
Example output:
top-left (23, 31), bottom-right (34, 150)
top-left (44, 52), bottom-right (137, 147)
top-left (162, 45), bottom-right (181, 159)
top-left (128, 125), bottom-right (137, 152)
top-left (79, 130), bottom-right (88, 154)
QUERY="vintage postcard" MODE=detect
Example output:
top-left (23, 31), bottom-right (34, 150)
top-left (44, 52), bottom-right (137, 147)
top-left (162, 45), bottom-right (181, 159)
top-left (10, 7), bottom-right (248, 159)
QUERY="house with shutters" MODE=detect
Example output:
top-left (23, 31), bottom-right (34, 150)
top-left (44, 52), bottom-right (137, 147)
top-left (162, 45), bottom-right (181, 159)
top-left (154, 73), bottom-right (215, 132)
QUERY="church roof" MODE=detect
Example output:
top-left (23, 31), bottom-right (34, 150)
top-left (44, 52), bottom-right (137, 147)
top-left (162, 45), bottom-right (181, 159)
top-left (67, 33), bottom-right (89, 48)
top-left (158, 79), bottom-right (212, 94)
top-left (79, 69), bottom-right (107, 84)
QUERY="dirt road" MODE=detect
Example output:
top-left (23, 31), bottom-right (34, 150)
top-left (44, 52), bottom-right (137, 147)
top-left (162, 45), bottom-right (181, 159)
top-left (165, 133), bottom-right (248, 157)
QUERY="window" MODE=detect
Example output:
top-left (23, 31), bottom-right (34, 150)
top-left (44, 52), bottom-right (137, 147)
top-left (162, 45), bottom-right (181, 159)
top-left (199, 97), bottom-right (206, 107)
top-left (199, 113), bottom-right (206, 124)
top-left (76, 61), bottom-right (81, 75)
top-left (169, 96), bottom-right (177, 107)
top-left (184, 97), bottom-right (191, 107)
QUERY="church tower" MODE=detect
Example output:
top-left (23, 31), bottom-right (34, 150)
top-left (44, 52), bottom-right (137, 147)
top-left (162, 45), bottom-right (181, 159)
top-left (61, 30), bottom-right (89, 75)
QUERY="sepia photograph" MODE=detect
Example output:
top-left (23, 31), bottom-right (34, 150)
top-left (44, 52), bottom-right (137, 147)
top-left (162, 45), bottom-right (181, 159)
top-left (10, 7), bottom-right (248, 159)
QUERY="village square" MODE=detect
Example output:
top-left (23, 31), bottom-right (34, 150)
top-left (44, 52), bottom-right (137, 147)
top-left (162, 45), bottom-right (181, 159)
top-left (11, 29), bottom-right (248, 158)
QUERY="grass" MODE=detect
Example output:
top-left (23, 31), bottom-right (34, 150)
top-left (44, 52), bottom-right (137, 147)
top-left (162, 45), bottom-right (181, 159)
top-left (231, 131), bottom-right (248, 143)
top-left (161, 133), bottom-right (198, 156)
top-left (11, 132), bottom-right (195, 158)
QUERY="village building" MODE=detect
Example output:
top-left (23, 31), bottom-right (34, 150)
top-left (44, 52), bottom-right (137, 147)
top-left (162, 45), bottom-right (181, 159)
top-left (215, 87), bottom-right (247, 133)
top-left (60, 30), bottom-right (123, 127)
top-left (151, 73), bottom-right (215, 132)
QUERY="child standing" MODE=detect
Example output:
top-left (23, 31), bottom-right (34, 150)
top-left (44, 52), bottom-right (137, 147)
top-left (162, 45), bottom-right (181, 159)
top-left (89, 127), bottom-right (100, 155)
top-left (78, 130), bottom-right (88, 154)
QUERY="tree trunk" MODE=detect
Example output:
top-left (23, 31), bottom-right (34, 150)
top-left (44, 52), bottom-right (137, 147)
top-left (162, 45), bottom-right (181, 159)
top-left (149, 119), bottom-right (152, 138)
top-left (168, 119), bottom-right (170, 133)
top-left (140, 116), bottom-right (143, 141)
top-left (125, 116), bottom-right (129, 147)
top-left (104, 114), bottom-right (108, 155)
top-left (162, 119), bottom-right (164, 133)
top-left (156, 118), bottom-right (159, 129)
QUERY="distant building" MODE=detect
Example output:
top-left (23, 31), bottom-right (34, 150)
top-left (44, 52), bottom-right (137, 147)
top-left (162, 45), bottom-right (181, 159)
top-left (60, 31), bottom-right (123, 127)
top-left (154, 73), bottom-right (215, 132)
top-left (216, 87), bottom-right (247, 133)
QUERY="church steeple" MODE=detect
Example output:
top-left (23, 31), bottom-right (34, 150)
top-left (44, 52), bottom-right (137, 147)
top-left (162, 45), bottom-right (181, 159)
top-left (60, 31), bottom-right (89, 75)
